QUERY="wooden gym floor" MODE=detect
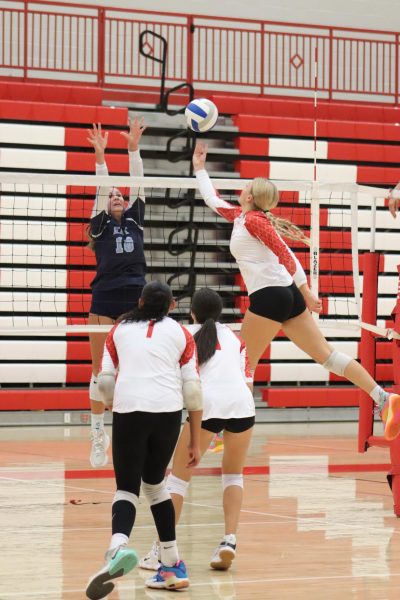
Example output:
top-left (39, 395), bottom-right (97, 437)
top-left (0, 422), bottom-right (399, 600)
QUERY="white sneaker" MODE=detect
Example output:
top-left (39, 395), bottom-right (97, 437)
top-left (210, 541), bottom-right (236, 571)
top-left (86, 544), bottom-right (138, 600)
top-left (139, 541), bottom-right (161, 571)
top-left (90, 429), bottom-right (110, 468)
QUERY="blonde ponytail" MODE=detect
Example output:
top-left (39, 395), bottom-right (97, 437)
top-left (250, 177), bottom-right (310, 247)
top-left (265, 213), bottom-right (311, 247)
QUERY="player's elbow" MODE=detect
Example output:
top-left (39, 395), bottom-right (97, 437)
top-left (182, 379), bottom-right (203, 411)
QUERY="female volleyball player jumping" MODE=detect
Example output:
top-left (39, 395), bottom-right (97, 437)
top-left (140, 287), bottom-right (255, 573)
top-left (86, 118), bottom-right (147, 468)
top-left (193, 141), bottom-right (400, 442)
top-left (85, 281), bottom-right (203, 599)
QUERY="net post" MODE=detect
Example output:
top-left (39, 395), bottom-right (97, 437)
top-left (358, 251), bottom-right (380, 453)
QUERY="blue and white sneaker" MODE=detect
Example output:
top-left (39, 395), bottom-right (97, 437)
top-left (145, 560), bottom-right (189, 590)
top-left (86, 544), bottom-right (138, 600)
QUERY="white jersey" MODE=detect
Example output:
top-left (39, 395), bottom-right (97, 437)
top-left (196, 169), bottom-right (307, 295)
top-left (101, 316), bottom-right (199, 414)
top-left (187, 323), bottom-right (254, 420)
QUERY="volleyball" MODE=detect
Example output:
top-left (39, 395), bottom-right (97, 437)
top-left (185, 98), bottom-right (219, 133)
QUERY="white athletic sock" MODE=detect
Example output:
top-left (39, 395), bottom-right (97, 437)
top-left (91, 413), bottom-right (105, 432)
top-left (108, 533), bottom-right (129, 553)
top-left (223, 533), bottom-right (236, 546)
top-left (370, 385), bottom-right (389, 410)
top-left (160, 540), bottom-right (179, 567)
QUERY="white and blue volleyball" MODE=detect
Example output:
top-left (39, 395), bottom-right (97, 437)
top-left (185, 98), bottom-right (218, 133)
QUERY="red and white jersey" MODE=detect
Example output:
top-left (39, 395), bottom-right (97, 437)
top-left (101, 316), bottom-right (199, 413)
top-left (186, 323), bottom-right (254, 420)
top-left (196, 169), bottom-right (307, 295)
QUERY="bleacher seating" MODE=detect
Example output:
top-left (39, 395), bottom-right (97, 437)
top-left (0, 86), bottom-right (399, 412)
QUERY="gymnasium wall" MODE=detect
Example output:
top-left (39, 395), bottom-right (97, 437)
top-left (59, 0), bottom-right (400, 31)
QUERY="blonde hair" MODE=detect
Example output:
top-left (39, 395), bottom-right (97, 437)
top-left (251, 177), bottom-right (310, 247)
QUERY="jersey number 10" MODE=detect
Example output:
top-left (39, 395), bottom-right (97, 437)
top-left (115, 236), bottom-right (134, 253)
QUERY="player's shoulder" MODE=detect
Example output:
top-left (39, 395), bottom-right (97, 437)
top-left (244, 210), bottom-right (270, 225)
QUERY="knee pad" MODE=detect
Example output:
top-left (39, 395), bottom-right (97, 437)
top-left (322, 350), bottom-right (352, 377)
top-left (142, 480), bottom-right (171, 506)
top-left (112, 489), bottom-right (139, 508)
top-left (89, 373), bottom-right (102, 402)
top-left (98, 371), bottom-right (115, 407)
top-left (222, 474), bottom-right (243, 491)
top-left (166, 473), bottom-right (190, 498)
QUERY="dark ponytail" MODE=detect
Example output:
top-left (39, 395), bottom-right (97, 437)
top-left (191, 288), bottom-right (223, 366)
top-left (119, 280), bottom-right (173, 323)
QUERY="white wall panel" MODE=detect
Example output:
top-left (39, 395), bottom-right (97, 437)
top-left (0, 341), bottom-right (67, 360)
top-left (0, 148), bottom-right (67, 170)
top-left (0, 124), bottom-right (65, 146)
top-left (0, 364), bottom-right (67, 383)
top-left (271, 363), bottom-right (329, 382)
top-left (269, 139), bottom-right (328, 160)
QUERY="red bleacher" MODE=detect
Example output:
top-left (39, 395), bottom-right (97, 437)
top-left (0, 81), bottom-right (104, 106)
top-left (0, 99), bottom-right (127, 126)
top-left (210, 94), bottom-right (400, 124)
top-left (0, 86), bottom-right (398, 412)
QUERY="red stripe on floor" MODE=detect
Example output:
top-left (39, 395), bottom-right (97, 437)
top-left (64, 463), bottom-right (392, 479)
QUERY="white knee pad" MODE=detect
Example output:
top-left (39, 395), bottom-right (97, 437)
top-left (142, 480), bottom-right (171, 506)
top-left (322, 350), bottom-right (352, 377)
top-left (166, 473), bottom-right (190, 497)
top-left (222, 474), bottom-right (243, 491)
top-left (89, 372), bottom-right (102, 402)
top-left (112, 489), bottom-right (139, 508)
top-left (97, 371), bottom-right (115, 407)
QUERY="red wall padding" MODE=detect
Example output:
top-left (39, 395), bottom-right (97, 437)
top-left (0, 100), bottom-right (128, 125)
top-left (233, 115), bottom-right (400, 142)
top-left (0, 82), bottom-right (103, 106)
top-left (212, 94), bottom-right (400, 123)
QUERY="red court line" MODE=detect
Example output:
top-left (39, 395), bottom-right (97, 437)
top-left (64, 463), bottom-right (392, 479)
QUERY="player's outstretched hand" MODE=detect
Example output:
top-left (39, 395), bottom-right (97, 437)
top-left (120, 116), bottom-right (146, 152)
top-left (192, 141), bottom-right (208, 172)
top-left (87, 123), bottom-right (108, 154)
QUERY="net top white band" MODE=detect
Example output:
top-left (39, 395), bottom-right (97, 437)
top-left (0, 171), bottom-right (391, 195)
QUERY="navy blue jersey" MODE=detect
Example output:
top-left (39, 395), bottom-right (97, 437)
top-left (90, 201), bottom-right (146, 291)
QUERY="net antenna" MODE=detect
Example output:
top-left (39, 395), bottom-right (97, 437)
top-left (310, 44), bottom-right (320, 314)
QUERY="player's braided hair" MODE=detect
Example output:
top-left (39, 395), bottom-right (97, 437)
top-left (191, 288), bottom-right (223, 366)
top-left (251, 177), bottom-right (310, 247)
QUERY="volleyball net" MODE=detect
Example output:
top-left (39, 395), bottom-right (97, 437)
top-left (0, 172), bottom-right (398, 340)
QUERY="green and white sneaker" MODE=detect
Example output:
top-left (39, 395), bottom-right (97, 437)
top-left (86, 544), bottom-right (138, 600)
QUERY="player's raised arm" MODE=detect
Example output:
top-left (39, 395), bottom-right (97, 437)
top-left (193, 141), bottom-right (242, 222)
top-left (121, 116), bottom-right (147, 209)
top-left (87, 123), bottom-right (110, 216)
